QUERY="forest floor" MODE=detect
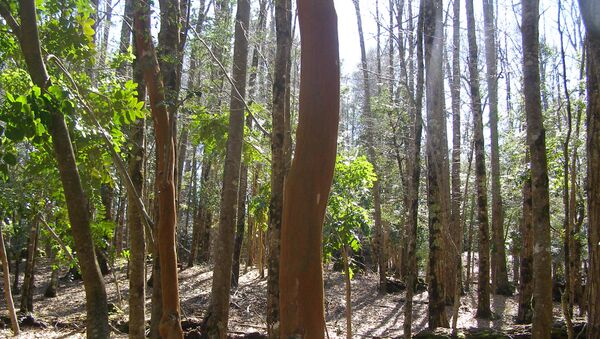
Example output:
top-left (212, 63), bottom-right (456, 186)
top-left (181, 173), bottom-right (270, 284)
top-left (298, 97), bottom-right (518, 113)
top-left (0, 258), bottom-right (580, 338)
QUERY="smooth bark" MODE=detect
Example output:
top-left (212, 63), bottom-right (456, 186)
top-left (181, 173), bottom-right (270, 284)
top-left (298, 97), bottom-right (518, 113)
top-left (279, 0), bottom-right (339, 335)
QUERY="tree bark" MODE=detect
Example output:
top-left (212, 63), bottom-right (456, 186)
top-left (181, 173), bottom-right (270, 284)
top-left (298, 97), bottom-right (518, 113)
top-left (203, 0), bottom-right (250, 336)
top-left (127, 31), bottom-right (147, 338)
top-left (403, 1), bottom-right (424, 336)
top-left (522, 0), bottom-right (553, 336)
top-left (483, 0), bottom-right (510, 296)
top-left (578, 1), bottom-right (600, 336)
top-left (133, 1), bottom-right (183, 336)
top-left (517, 166), bottom-right (534, 324)
top-left (0, 221), bottom-right (19, 335)
top-left (466, 0), bottom-right (491, 319)
top-left (449, 0), bottom-right (462, 330)
top-left (352, 0), bottom-right (387, 293)
top-left (423, 0), bottom-right (450, 328)
top-left (5, 1), bottom-right (110, 336)
top-left (267, 0), bottom-right (292, 336)
top-left (20, 216), bottom-right (39, 313)
top-left (279, 0), bottom-right (339, 335)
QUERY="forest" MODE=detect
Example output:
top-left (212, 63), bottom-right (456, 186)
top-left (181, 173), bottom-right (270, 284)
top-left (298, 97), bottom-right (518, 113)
top-left (0, 0), bottom-right (598, 338)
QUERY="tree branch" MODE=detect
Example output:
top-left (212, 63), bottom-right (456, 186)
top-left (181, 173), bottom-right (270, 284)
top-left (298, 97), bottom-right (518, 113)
top-left (0, 1), bottom-right (21, 39)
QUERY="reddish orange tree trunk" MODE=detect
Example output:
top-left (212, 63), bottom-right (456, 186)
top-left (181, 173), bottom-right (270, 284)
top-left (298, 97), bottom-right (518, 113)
top-left (279, 0), bottom-right (339, 336)
top-left (133, 2), bottom-right (183, 337)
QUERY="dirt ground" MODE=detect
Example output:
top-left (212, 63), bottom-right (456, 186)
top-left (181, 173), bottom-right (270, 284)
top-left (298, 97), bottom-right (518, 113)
top-left (0, 258), bottom-right (572, 338)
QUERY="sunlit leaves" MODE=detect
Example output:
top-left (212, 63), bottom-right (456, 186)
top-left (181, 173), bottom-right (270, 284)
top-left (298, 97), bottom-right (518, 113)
top-left (323, 154), bottom-right (376, 278)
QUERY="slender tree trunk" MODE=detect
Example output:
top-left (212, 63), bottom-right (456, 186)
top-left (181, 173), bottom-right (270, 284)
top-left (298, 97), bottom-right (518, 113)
top-left (0, 221), bottom-right (19, 335)
top-left (352, 0), bottom-right (386, 293)
top-left (578, 1), bottom-right (600, 336)
top-left (133, 1), bottom-right (183, 336)
top-left (342, 244), bottom-right (352, 339)
top-left (423, 0), bottom-right (450, 328)
top-left (279, 0), bottom-right (339, 335)
top-left (517, 161), bottom-right (534, 324)
top-left (483, 0), bottom-right (510, 296)
top-left (20, 217), bottom-right (39, 313)
top-left (522, 0), bottom-right (553, 336)
top-left (466, 0), bottom-right (491, 319)
top-left (188, 153), bottom-right (212, 268)
top-left (204, 0), bottom-right (250, 336)
top-left (449, 0), bottom-right (462, 329)
top-left (6, 2), bottom-right (110, 336)
top-left (267, 0), bottom-right (292, 335)
top-left (127, 32), bottom-right (147, 338)
top-left (403, 2), bottom-right (424, 336)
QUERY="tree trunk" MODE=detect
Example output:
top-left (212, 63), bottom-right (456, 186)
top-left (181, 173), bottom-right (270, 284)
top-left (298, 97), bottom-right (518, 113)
top-left (578, 1), bottom-right (600, 336)
top-left (449, 0), bottom-right (462, 329)
top-left (466, 0), bottom-right (492, 319)
top-left (279, 0), bottom-right (339, 335)
top-left (127, 31), bottom-right (147, 338)
top-left (403, 1), bottom-right (424, 336)
top-left (517, 168), bottom-right (534, 324)
top-left (522, 0), bottom-right (553, 336)
top-left (8, 1), bottom-right (110, 336)
top-left (267, 0), bottom-right (292, 335)
top-left (188, 153), bottom-right (212, 268)
top-left (0, 221), bottom-right (19, 335)
top-left (423, 0), bottom-right (450, 328)
top-left (483, 0), bottom-right (510, 296)
top-left (133, 1), bottom-right (183, 336)
top-left (20, 216), bottom-right (39, 313)
top-left (352, 0), bottom-right (386, 293)
top-left (203, 0), bottom-right (250, 336)
top-left (342, 244), bottom-right (352, 339)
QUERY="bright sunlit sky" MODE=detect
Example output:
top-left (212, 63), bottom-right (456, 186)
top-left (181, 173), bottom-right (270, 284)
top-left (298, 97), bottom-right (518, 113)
top-left (334, 0), bottom-right (378, 74)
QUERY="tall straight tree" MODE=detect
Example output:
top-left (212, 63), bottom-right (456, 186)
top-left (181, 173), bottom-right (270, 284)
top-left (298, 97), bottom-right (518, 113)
top-left (466, 0), bottom-right (491, 319)
top-left (449, 0), bottom-right (462, 329)
top-left (403, 0), bottom-right (425, 336)
top-left (133, 1), bottom-right (183, 337)
top-left (128, 29), bottom-right (147, 339)
top-left (578, 0), bottom-right (600, 336)
top-left (352, 0), bottom-right (386, 292)
top-left (279, 0), bottom-right (339, 335)
top-left (204, 0), bottom-right (250, 336)
top-left (483, 0), bottom-right (510, 295)
top-left (521, 0), bottom-right (553, 336)
top-left (0, 1), bottom-right (110, 337)
top-left (267, 0), bottom-right (292, 335)
top-left (423, 0), bottom-right (450, 328)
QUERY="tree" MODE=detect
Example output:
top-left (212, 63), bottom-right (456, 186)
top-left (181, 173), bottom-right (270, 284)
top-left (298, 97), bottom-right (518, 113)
top-left (324, 155), bottom-right (376, 339)
top-left (0, 1), bottom-right (110, 336)
top-left (133, 1), bottom-right (183, 336)
top-left (0, 219), bottom-right (19, 335)
top-left (279, 0), bottom-right (339, 335)
top-left (517, 161), bottom-right (534, 324)
top-left (203, 0), bottom-right (250, 336)
top-left (449, 0), bottom-right (463, 330)
top-left (267, 0), bottom-right (292, 334)
top-left (466, 0), bottom-right (491, 319)
top-left (352, 0), bottom-right (387, 293)
top-left (483, 0), bottom-right (511, 296)
top-left (403, 1), bottom-right (425, 336)
top-left (578, 0), bottom-right (600, 336)
top-left (521, 0), bottom-right (553, 336)
top-left (423, 0), bottom-right (450, 328)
